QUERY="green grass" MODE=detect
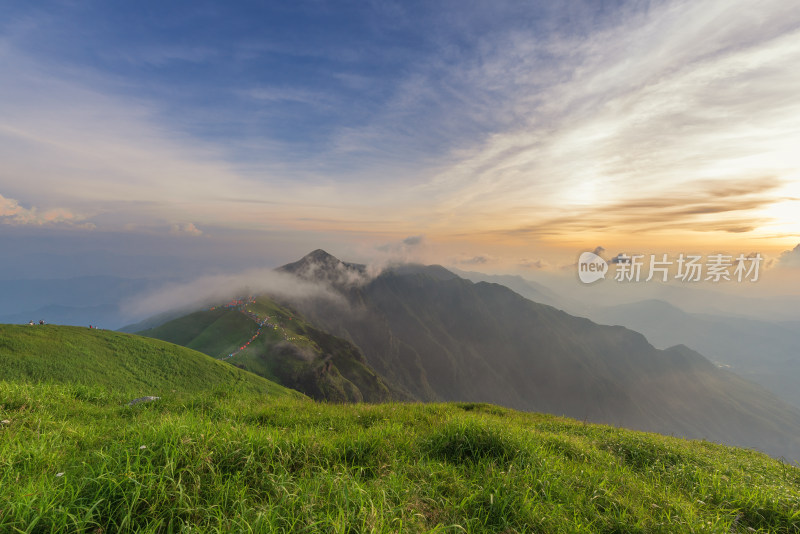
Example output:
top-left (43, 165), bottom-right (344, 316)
top-left (139, 309), bottom-right (260, 359)
top-left (0, 324), bottom-right (300, 399)
top-left (139, 298), bottom-right (319, 361)
top-left (2, 324), bottom-right (799, 532)
top-left (2, 382), bottom-right (799, 533)
top-left (139, 297), bottom-right (395, 403)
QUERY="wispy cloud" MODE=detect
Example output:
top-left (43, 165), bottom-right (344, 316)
top-left (413, 0), bottom-right (800, 240)
top-left (518, 258), bottom-right (548, 270)
top-left (495, 177), bottom-right (783, 237)
top-left (0, 193), bottom-right (94, 229)
top-left (453, 254), bottom-right (493, 266)
top-left (241, 87), bottom-right (333, 107)
top-left (101, 44), bottom-right (220, 67)
top-left (402, 235), bottom-right (424, 246)
top-left (169, 222), bottom-right (203, 237)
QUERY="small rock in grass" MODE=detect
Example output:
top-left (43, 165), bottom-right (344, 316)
top-left (0, 420), bottom-right (10, 425)
top-left (55, 472), bottom-right (64, 477)
top-left (127, 396), bottom-right (160, 406)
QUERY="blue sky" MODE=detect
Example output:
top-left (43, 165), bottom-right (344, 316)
top-left (3, 1), bottom-right (545, 173)
top-left (1, 0), bottom-right (800, 284)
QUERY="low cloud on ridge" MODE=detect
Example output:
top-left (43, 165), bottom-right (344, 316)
top-left (124, 268), bottom-right (348, 320)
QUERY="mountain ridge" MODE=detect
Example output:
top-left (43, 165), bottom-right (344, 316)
top-left (274, 250), bottom-right (800, 460)
top-left (137, 294), bottom-right (401, 403)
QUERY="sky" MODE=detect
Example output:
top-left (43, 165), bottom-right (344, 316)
top-left (1, 0), bottom-right (799, 293)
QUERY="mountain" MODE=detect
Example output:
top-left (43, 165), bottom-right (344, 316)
top-left (450, 271), bottom-right (800, 410)
top-left (137, 294), bottom-right (399, 403)
top-left (278, 248), bottom-right (370, 289)
top-left (0, 324), bottom-right (299, 399)
top-left (585, 299), bottom-right (800, 408)
top-left (451, 268), bottom-right (566, 308)
top-left (275, 251), bottom-right (800, 460)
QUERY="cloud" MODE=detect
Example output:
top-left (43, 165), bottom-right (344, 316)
top-left (494, 178), bottom-right (783, 237)
top-left (0, 193), bottom-right (94, 228)
top-left (169, 222), bottom-right (203, 237)
top-left (518, 259), bottom-right (548, 270)
top-left (415, 0), bottom-right (800, 239)
top-left (241, 87), bottom-right (332, 108)
top-left (454, 254), bottom-right (492, 265)
top-left (124, 268), bottom-right (346, 319)
top-left (778, 244), bottom-right (800, 268)
top-left (103, 45), bottom-right (219, 67)
top-left (365, 235), bottom-right (430, 275)
top-left (376, 234), bottom-right (425, 254)
top-left (402, 235), bottom-right (424, 246)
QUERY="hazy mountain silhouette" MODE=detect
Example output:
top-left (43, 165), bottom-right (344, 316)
top-left (451, 268), bottom-right (565, 308)
top-left (586, 299), bottom-right (800, 408)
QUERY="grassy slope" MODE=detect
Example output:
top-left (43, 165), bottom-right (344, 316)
top-left (1, 381), bottom-right (799, 533)
top-left (0, 324), bottom-right (299, 399)
top-left (140, 308), bottom-right (258, 358)
top-left (139, 297), bottom-right (395, 403)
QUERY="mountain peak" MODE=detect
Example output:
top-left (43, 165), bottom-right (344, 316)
top-left (278, 249), bottom-right (367, 288)
top-left (281, 249), bottom-right (345, 273)
top-left (304, 249), bottom-right (339, 262)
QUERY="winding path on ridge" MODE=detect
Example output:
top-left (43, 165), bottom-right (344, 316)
top-left (213, 297), bottom-right (294, 361)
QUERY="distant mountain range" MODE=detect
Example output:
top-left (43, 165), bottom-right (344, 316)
top-left (583, 299), bottom-right (800, 408)
top-left (137, 250), bottom-right (800, 460)
top-left (0, 276), bottom-right (167, 329)
top-left (453, 269), bottom-right (800, 411)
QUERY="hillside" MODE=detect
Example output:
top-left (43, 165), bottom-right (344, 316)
top-left (587, 299), bottom-right (800, 408)
top-left (0, 324), bottom-right (299, 399)
top-left (2, 380), bottom-right (799, 532)
top-left (138, 296), bottom-right (398, 403)
top-left (278, 251), bottom-right (800, 461)
top-left (452, 267), bottom-right (566, 309)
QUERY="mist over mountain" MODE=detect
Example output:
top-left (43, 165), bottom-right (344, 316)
top-left (277, 249), bottom-right (371, 289)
